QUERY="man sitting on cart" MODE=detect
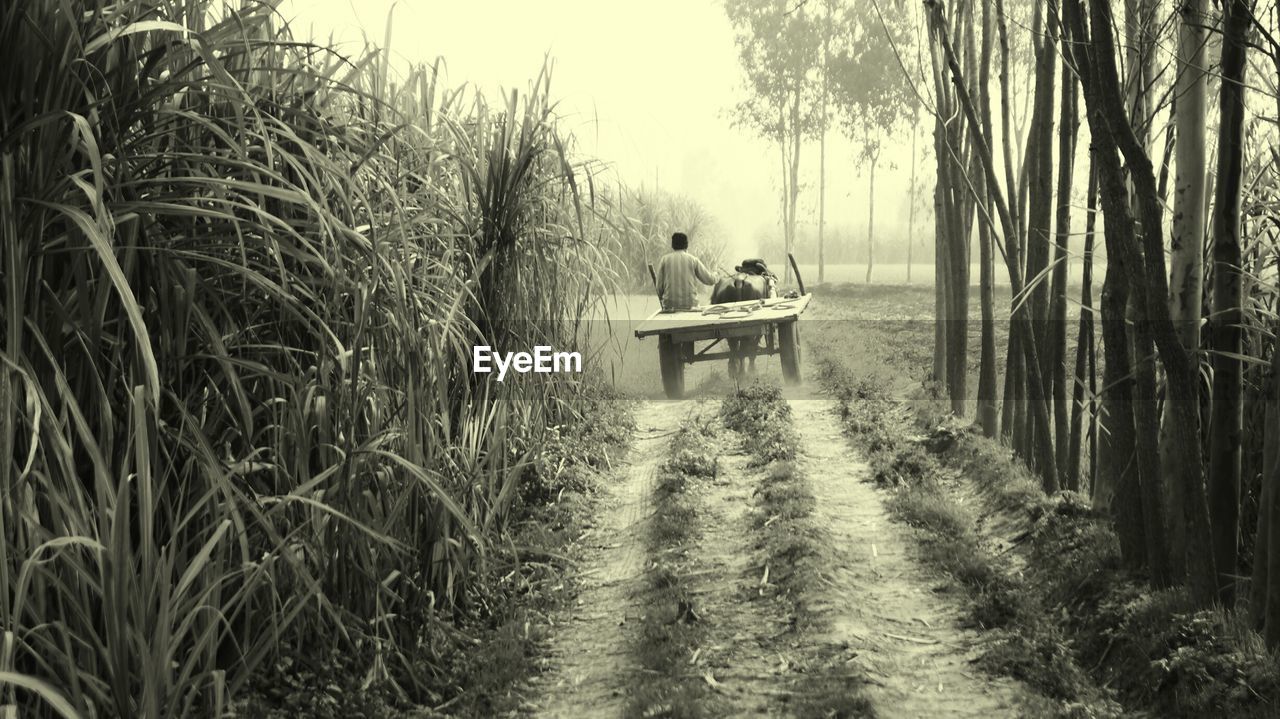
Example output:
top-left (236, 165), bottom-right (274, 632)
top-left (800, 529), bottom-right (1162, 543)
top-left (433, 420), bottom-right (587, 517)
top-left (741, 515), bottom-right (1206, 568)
top-left (655, 232), bottom-right (718, 311)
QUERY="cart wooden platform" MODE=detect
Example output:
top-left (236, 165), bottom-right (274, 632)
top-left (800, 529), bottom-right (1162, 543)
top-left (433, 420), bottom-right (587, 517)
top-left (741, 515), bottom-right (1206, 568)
top-left (634, 293), bottom-right (812, 398)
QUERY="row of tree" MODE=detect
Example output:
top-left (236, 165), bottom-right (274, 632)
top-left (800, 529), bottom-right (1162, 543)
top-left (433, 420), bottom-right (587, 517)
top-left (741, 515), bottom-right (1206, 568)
top-left (915, 0), bottom-right (1280, 638)
top-left (724, 0), bottom-right (919, 284)
top-left (729, 0), bottom-right (1280, 643)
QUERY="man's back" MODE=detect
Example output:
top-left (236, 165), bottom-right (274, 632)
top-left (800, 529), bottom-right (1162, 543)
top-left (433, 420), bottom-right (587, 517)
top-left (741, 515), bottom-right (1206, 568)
top-left (656, 250), bottom-right (716, 310)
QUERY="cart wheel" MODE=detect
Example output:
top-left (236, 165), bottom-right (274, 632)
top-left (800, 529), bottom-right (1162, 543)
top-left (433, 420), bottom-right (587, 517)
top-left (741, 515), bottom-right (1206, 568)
top-left (659, 335), bottom-right (685, 399)
top-left (778, 320), bottom-right (801, 385)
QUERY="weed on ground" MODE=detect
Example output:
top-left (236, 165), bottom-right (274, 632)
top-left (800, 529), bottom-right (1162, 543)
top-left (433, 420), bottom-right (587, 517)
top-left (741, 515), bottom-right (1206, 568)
top-left (815, 347), bottom-right (1280, 718)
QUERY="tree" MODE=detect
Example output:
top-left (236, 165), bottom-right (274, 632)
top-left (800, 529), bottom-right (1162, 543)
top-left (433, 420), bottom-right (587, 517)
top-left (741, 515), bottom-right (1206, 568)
top-left (905, 104), bottom-right (932, 285)
top-left (976, 0), bottom-right (999, 436)
top-left (1206, 0), bottom-right (1254, 605)
top-left (1049, 41), bottom-right (1079, 489)
top-left (1160, 0), bottom-right (1212, 581)
top-left (829, 0), bottom-right (911, 285)
top-left (1062, 0), bottom-right (1216, 603)
top-left (817, 0), bottom-right (837, 285)
top-left (1249, 4), bottom-right (1280, 646)
top-left (922, 0), bottom-right (975, 416)
top-left (1260, 334), bottom-right (1280, 645)
top-left (725, 0), bottom-right (823, 282)
top-left (925, 0), bottom-right (1058, 472)
top-left (1066, 166), bottom-right (1100, 491)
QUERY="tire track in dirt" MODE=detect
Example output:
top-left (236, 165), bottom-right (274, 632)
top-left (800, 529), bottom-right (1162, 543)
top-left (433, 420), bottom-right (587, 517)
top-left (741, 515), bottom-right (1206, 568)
top-left (531, 400), bottom-right (804, 717)
top-left (784, 387), bottom-right (1039, 718)
top-left (528, 400), bottom-right (689, 718)
top-left (531, 389), bottom-right (1045, 717)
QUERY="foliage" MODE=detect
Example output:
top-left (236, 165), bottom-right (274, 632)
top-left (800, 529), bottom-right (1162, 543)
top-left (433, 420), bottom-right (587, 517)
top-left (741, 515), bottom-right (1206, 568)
top-left (0, 1), bottom-right (620, 715)
top-left (723, 0), bottom-right (824, 143)
top-left (522, 387), bottom-right (635, 505)
top-left (857, 357), bottom-right (1280, 716)
top-left (724, 0), bottom-right (824, 275)
top-left (721, 382), bottom-right (791, 431)
top-left (606, 186), bottom-right (729, 292)
top-left (721, 382), bottom-right (798, 465)
top-left (826, 0), bottom-right (913, 162)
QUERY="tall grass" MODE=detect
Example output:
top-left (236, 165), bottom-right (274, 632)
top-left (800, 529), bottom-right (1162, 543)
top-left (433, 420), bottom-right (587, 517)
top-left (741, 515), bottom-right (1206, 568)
top-left (0, 1), bottom-right (616, 715)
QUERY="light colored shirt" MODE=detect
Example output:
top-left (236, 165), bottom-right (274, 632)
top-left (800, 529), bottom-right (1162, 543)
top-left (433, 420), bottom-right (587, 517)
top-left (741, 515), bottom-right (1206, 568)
top-left (655, 250), bottom-right (716, 310)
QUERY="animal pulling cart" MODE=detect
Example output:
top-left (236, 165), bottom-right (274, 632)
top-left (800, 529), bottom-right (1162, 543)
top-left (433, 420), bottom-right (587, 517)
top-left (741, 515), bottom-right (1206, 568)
top-left (635, 256), bottom-right (811, 399)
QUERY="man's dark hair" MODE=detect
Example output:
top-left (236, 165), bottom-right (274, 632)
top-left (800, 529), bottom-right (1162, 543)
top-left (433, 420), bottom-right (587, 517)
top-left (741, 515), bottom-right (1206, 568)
top-left (671, 232), bottom-right (689, 250)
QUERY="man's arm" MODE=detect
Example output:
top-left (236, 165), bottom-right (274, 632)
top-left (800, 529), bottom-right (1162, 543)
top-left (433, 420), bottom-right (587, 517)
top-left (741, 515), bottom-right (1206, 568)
top-left (694, 257), bottom-right (716, 286)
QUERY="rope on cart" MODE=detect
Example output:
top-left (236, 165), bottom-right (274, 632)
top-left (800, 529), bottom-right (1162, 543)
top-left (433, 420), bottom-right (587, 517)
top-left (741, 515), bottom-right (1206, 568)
top-left (699, 299), bottom-right (797, 318)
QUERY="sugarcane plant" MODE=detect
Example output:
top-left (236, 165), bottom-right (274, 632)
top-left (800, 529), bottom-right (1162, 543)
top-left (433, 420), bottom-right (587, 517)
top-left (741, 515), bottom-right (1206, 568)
top-left (0, 1), bottom-right (617, 715)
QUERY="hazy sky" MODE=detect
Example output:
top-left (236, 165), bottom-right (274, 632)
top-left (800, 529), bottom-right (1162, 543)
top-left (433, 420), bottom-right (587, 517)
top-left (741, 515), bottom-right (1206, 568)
top-left (280, 0), bottom-right (922, 261)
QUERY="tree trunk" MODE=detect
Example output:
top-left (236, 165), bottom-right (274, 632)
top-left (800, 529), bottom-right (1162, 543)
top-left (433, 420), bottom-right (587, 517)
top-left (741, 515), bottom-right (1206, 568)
top-left (818, 0), bottom-right (830, 286)
top-left (976, 0), bottom-right (998, 437)
top-left (779, 84), bottom-right (802, 287)
top-left (818, 125), bottom-right (826, 285)
top-left (1017, 141), bottom-right (1043, 464)
top-left (778, 115), bottom-right (791, 284)
top-left (996, 0), bottom-right (1022, 445)
top-left (929, 0), bottom-right (1055, 481)
top-left (1252, 306), bottom-right (1280, 631)
top-left (1252, 44), bottom-right (1280, 641)
top-left (1051, 50), bottom-right (1078, 489)
top-left (1266, 427), bottom-right (1280, 646)
top-left (866, 149), bottom-right (877, 284)
top-left (946, 131), bottom-right (972, 417)
top-left (1263, 276), bottom-right (1280, 645)
top-left (1020, 98), bottom-right (1054, 485)
top-left (1067, 164), bottom-right (1098, 491)
top-left (1019, 0), bottom-right (1059, 490)
top-left (929, 13), bottom-right (953, 391)
top-left (908, 117), bottom-right (916, 285)
top-left (1002, 330), bottom-right (1018, 441)
top-left (1123, 0), bottom-right (1159, 141)
top-left (1160, 0), bottom-right (1210, 584)
top-left (1132, 283), bottom-right (1174, 586)
top-left (1089, 246), bottom-right (1099, 491)
top-left (934, 116), bottom-right (950, 387)
top-left (1096, 249), bottom-right (1141, 553)
top-left (977, 208), bottom-right (998, 433)
top-left (1025, 0), bottom-right (1057, 416)
top-left (1065, 0), bottom-right (1216, 604)
top-left (1206, 0), bottom-right (1250, 606)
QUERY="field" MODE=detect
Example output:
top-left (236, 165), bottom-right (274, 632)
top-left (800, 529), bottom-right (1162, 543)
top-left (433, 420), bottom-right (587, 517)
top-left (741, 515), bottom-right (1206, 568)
top-left (597, 281), bottom-right (1087, 407)
top-left (596, 283), bottom-right (959, 400)
top-left (793, 262), bottom-right (1102, 288)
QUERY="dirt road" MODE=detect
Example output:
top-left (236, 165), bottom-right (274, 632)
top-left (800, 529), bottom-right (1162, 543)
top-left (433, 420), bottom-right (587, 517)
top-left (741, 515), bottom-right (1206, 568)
top-left (529, 389), bottom-right (1040, 717)
top-left (785, 388), bottom-right (1034, 717)
top-left (528, 401), bottom-right (690, 716)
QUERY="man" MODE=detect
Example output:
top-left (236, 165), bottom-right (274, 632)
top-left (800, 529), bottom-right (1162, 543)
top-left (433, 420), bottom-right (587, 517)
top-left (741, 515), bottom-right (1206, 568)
top-left (655, 232), bottom-right (718, 311)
